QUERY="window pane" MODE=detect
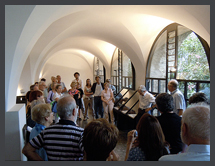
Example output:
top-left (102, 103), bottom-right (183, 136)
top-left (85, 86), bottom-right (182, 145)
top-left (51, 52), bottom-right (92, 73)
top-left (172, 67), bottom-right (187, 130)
top-left (168, 31), bottom-right (175, 38)
top-left (122, 77), bottom-right (125, 87)
top-left (153, 80), bottom-right (158, 93)
top-left (168, 49), bottom-right (175, 55)
top-left (187, 82), bottom-right (196, 99)
top-left (112, 49), bottom-right (118, 76)
top-left (159, 80), bottom-right (166, 93)
top-left (168, 37), bottom-right (175, 43)
top-left (178, 81), bottom-right (185, 95)
top-left (122, 53), bottom-right (132, 77)
top-left (177, 26), bottom-right (210, 81)
top-left (149, 30), bottom-right (167, 78)
top-left (199, 83), bottom-right (210, 103)
top-left (168, 55), bottom-right (175, 61)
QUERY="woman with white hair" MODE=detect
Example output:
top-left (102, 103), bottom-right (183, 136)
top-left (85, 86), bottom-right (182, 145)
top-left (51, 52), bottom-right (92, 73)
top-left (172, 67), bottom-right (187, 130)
top-left (30, 103), bottom-right (54, 161)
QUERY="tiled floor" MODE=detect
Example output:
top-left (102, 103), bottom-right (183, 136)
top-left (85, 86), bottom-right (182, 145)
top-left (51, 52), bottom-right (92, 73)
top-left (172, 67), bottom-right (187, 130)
top-left (76, 110), bottom-right (129, 161)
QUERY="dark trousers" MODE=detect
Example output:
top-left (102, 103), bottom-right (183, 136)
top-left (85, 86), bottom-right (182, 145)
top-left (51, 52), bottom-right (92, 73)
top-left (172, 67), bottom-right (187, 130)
top-left (94, 96), bottom-right (104, 119)
top-left (136, 108), bottom-right (146, 126)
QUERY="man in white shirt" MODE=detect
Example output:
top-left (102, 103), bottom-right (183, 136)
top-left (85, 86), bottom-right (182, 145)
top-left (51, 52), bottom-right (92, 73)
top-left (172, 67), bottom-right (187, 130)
top-left (72, 72), bottom-right (83, 89)
top-left (168, 79), bottom-right (186, 116)
top-left (136, 85), bottom-right (156, 124)
top-left (91, 76), bottom-right (104, 119)
top-left (56, 75), bottom-right (67, 93)
top-left (159, 104), bottom-right (210, 161)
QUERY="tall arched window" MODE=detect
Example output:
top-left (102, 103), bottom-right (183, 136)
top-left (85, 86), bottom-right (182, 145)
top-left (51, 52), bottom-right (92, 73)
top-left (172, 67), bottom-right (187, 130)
top-left (93, 57), bottom-right (106, 83)
top-left (146, 23), bottom-right (210, 105)
top-left (111, 48), bottom-right (135, 94)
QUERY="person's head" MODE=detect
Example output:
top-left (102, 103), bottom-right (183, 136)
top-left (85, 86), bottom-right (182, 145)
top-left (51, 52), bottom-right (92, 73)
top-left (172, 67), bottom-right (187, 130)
top-left (56, 75), bottom-right (61, 82)
top-left (86, 79), bottom-right (91, 87)
top-left (33, 85), bottom-right (39, 91)
top-left (181, 104), bottom-right (210, 146)
top-left (136, 113), bottom-right (168, 161)
top-left (104, 82), bottom-right (109, 90)
top-left (138, 85), bottom-right (147, 95)
top-left (83, 118), bottom-right (119, 161)
top-left (29, 90), bottom-right (44, 102)
top-left (105, 79), bottom-right (111, 84)
top-left (31, 103), bottom-right (54, 127)
top-left (51, 76), bottom-right (55, 81)
top-left (52, 77), bottom-right (57, 83)
top-left (74, 72), bottom-right (80, 79)
top-left (55, 85), bottom-right (62, 93)
top-left (155, 93), bottom-right (174, 113)
top-left (41, 78), bottom-right (46, 82)
top-left (57, 95), bottom-right (77, 121)
top-left (38, 81), bottom-right (46, 91)
top-left (95, 76), bottom-right (101, 84)
top-left (168, 79), bottom-right (178, 92)
top-left (70, 82), bottom-right (77, 89)
top-left (30, 85), bottom-right (35, 91)
top-left (189, 92), bottom-right (209, 105)
top-left (51, 82), bottom-right (57, 91)
top-left (34, 82), bottom-right (39, 85)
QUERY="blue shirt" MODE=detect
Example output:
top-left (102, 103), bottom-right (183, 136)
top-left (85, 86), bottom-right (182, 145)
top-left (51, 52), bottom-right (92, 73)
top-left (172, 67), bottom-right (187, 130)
top-left (171, 89), bottom-right (186, 115)
top-left (159, 144), bottom-right (210, 161)
top-left (30, 123), bottom-right (48, 161)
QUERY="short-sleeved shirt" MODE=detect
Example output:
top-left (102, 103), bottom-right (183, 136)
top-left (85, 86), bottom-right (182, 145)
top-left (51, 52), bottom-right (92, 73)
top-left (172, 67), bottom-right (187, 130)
top-left (72, 79), bottom-right (83, 89)
top-left (139, 91), bottom-right (156, 109)
top-left (171, 89), bottom-right (186, 115)
top-left (29, 119), bottom-right (84, 161)
top-left (127, 147), bottom-right (146, 161)
top-left (101, 88), bottom-right (113, 101)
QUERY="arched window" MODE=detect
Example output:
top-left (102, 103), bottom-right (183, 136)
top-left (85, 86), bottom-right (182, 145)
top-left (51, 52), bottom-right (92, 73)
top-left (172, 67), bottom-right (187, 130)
top-left (146, 23), bottom-right (210, 105)
top-left (93, 57), bottom-right (106, 83)
top-left (111, 48), bottom-right (135, 94)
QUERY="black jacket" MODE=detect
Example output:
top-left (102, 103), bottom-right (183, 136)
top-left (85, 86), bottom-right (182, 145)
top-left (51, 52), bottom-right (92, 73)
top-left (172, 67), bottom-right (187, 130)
top-left (91, 82), bottom-right (104, 94)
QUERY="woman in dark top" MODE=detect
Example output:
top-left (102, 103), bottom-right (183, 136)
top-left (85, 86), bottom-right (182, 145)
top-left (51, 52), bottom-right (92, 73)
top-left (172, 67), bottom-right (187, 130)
top-left (125, 113), bottom-right (169, 161)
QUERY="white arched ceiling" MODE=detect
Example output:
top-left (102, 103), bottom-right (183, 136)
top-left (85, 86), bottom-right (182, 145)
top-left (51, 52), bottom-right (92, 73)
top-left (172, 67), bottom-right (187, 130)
top-left (6, 5), bottom-right (210, 111)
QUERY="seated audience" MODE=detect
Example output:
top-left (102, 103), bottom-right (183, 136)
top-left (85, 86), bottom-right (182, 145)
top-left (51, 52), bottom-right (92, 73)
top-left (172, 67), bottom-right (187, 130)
top-left (47, 82), bottom-right (57, 103)
top-left (83, 118), bottom-right (119, 161)
top-left (156, 93), bottom-right (183, 154)
top-left (29, 104), bottom-right (54, 161)
top-left (125, 113), bottom-right (169, 161)
top-left (189, 92), bottom-right (209, 105)
top-left (22, 95), bottom-right (84, 161)
top-left (159, 104), bottom-right (210, 161)
top-left (27, 90), bottom-right (45, 128)
top-left (101, 82), bottom-right (115, 124)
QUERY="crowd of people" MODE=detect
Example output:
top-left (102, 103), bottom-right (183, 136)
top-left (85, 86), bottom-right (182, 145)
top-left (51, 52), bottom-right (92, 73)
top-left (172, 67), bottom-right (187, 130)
top-left (22, 72), bottom-right (210, 161)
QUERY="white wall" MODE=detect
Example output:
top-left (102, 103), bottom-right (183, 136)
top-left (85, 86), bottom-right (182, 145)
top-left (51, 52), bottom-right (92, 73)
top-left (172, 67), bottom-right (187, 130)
top-left (41, 54), bottom-right (93, 89)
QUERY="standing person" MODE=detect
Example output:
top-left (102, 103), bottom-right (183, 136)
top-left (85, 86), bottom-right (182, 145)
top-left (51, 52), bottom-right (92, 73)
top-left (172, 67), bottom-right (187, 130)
top-left (56, 75), bottom-right (67, 93)
top-left (68, 82), bottom-right (80, 119)
top-left (159, 104), bottom-right (210, 161)
top-left (38, 81), bottom-right (48, 103)
top-left (101, 83), bottom-right (115, 124)
top-left (105, 79), bottom-right (116, 95)
top-left (168, 79), bottom-right (186, 116)
top-left (91, 76), bottom-right (104, 119)
top-left (72, 72), bottom-right (85, 115)
top-left (47, 82), bottom-right (57, 103)
top-left (52, 85), bottom-right (63, 123)
top-left (83, 79), bottom-right (95, 120)
top-left (136, 85), bottom-right (156, 125)
top-left (72, 72), bottom-right (83, 89)
top-left (22, 95), bottom-right (84, 161)
top-left (48, 76), bottom-right (57, 92)
top-left (155, 93), bottom-right (183, 154)
top-left (125, 113), bottom-right (169, 161)
top-left (30, 104), bottom-right (54, 161)
top-left (77, 82), bottom-right (85, 120)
